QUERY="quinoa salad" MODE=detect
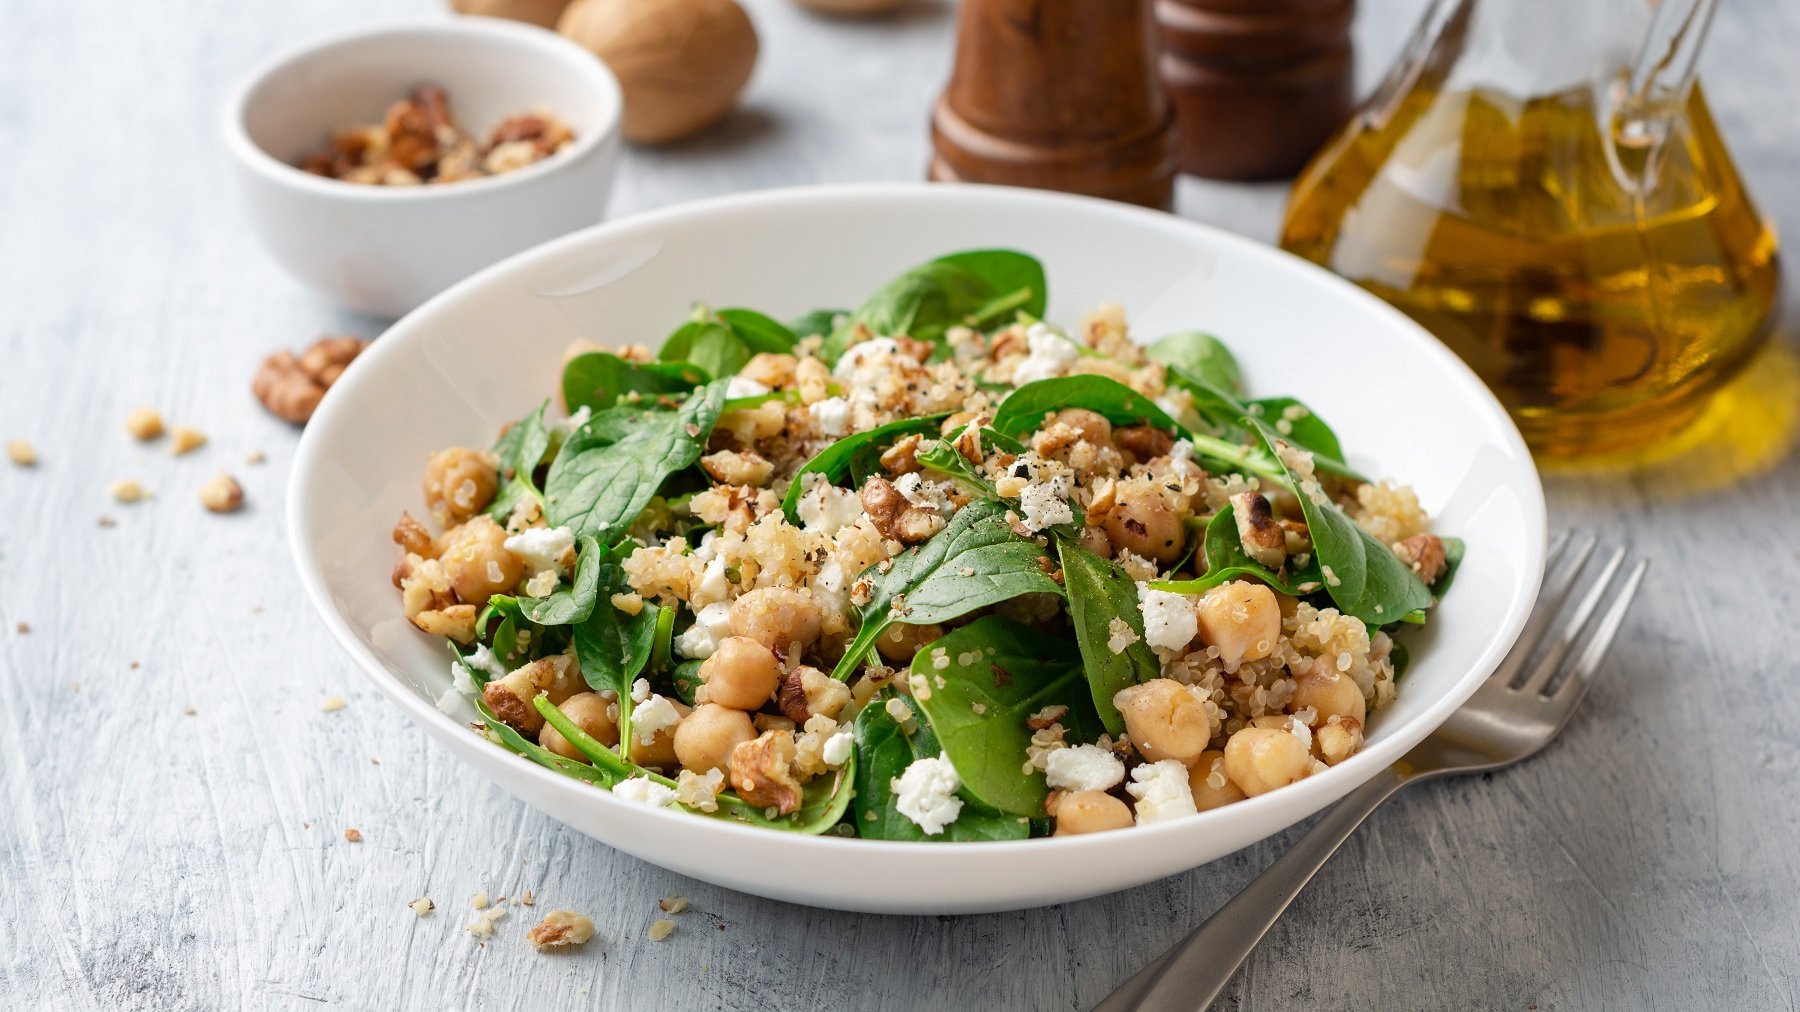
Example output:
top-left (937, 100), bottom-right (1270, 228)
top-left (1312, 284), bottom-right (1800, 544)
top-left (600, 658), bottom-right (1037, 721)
top-left (388, 250), bottom-right (1461, 840)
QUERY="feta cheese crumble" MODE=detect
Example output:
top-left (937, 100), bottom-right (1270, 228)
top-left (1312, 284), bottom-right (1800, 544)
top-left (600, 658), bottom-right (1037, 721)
top-left (832, 338), bottom-right (901, 381)
top-left (821, 729), bottom-right (855, 767)
top-left (550, 405), bottom-right (591, 439)
top-left (674, 601), bottom-right (733, 659)
top-left (1012, 322), bottom-right (1083, 386)
top-left (504, 526), bottom-right (575, 577)
top-left (796, 473), bottom-right (863, 536)
top-left (1126, 759), bottom-right (1198, 824)
top-left (725, 376), bottom-right (770, 399)
top-left (1137, 584), bottom-right (1198, 652)
top-left (809, 396), bottom-right (852, 437)
top-left (892, 756), bottom-right (963, 835)
top-left (613, 777), bottom-right (678, 808)
top-left (1044, 744), bottom-right (1126, 792)
top-left (1018, 475), bottom-right (1074, 531)
top-left (632, 694), bottom-right (681, 746)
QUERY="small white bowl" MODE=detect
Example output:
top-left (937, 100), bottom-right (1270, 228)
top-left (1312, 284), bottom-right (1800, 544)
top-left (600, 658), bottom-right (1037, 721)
top-left (224, 17), bottom-right (623, 318)
top-left (290, 184), bottom-right (1547, 914)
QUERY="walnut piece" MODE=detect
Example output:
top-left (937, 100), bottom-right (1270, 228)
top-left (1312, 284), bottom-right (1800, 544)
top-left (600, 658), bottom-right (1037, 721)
top-left (729, 730), bottom-right (803, 815)
top-left (1229, 491), bottom-right (1286, 569)
top-left (860, 475), bottom-right (944, 544)
top-left (1395, 533), bottom-right (1448, 583)
top-left (124, 407), bottom-right (164, 441)
top-left (199, 473), bottom-right (245, 513)
top-left (253, 336), bottom-right (368, 425)
top-left (527, 909), bottom-right (596, 951)
top-left (7, 440), bottom-right (37, 467)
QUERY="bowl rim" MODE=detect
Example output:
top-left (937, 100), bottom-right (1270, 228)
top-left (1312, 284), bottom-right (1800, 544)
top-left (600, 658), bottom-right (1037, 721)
top-left (221, 15), bottom-right (622, 203)
top-left (289, 182), bottom-right (1547, 861)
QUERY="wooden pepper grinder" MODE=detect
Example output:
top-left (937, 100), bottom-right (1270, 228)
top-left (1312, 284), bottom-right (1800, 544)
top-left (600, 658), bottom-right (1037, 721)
top-left (929, 0), bottom-right (1178, 210)
top-left (1157, 0), bottom-right (1355, 180)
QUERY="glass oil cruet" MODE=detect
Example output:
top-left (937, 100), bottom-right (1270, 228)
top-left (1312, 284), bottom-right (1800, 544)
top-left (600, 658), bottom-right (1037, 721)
top-left (1279, 0), bottom-right (1781, 458)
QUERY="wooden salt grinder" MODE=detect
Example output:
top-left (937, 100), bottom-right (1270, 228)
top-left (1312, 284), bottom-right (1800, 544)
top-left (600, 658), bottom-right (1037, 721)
top-left (1157, 0), bottom-right (1355, 181)
top-left (929, 0), bottom-right (1178, 211)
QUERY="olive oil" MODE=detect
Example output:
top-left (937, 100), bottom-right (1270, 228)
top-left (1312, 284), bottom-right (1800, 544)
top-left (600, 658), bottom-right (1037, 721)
top-left (1281, 83), bottom-right (1780, 457)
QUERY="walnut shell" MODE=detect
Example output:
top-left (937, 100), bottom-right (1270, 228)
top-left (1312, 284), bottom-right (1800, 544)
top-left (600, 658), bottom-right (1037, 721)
top-left (450, 0), bottom-right (575, 28)
top-left (558, 0), bottom-right (758, 144)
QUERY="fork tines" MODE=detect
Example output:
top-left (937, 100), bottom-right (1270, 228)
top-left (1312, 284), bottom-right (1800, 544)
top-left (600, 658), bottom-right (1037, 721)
top-left (1499, 531), bottom-right (1649, 700)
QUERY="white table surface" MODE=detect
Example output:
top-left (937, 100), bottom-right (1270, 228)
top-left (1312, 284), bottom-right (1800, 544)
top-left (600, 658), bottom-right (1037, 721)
top-left (4, 0), bottom-right (1798, 1009)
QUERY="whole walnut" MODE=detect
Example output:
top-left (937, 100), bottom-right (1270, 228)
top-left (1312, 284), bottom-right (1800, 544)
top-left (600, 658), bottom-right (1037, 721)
top-left (449, 0), bottom-right (575, 28)
top-left (253, 335), bottom-right (369, 425)
top-left (558, 0), bottom-right (758, 144)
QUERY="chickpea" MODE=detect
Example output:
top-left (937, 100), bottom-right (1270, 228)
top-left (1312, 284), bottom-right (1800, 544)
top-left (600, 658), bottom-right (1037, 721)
top-left (1048, 408), bottom-right (1113, 448)
top-left (673, 703), bottom-right (757, 775)
top-left (422, 447), bottom-right (497, 523)
top-left (1113, 678), bottom-right (1213, 764)
top-left (1076, 523), bottom-right (1114, 559)
top-left (1194, 581), bottom-right (1281, 667)
top-left (438, 516), bottom-right (524, 607)
top-left (874, 621), bottom-right (943, 663)
top-left (1053, 790), bottom-right (1134, 836)
top-left (1187, 750), bottom-right (1247, 811)
top-left (739, 352), bottom-right (797, 389)
top-left (1222, 726), bottom-right (1312, 797)
top-left (1292, 661), bottom-right (1366, 726)
top-left (539, 691), bottom-right (620, 762)
top-left (1102, 479), bottom-right (1186, 564)
top-left (730, 587), bottom-right (824, 659)
top-left (631, 698), bottom-right (690, 771)
top-left (699, 636), bottom-right (783, 710)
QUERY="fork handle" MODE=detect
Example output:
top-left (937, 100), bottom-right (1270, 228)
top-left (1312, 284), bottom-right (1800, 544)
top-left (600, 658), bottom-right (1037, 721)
top-left (1092, 766), bottom-right (1412, 1012)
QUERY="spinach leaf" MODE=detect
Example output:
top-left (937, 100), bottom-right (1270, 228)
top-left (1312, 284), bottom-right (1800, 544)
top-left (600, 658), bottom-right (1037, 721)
top-left (1150, 504), bottom-right (1323, 597)
top-left (829, 499), bottom-right (1065, 681)
top-left (545, 382), bottom-right (728, 541)
top-left (1056, 539), bottom-right (1161, 736)
top-left (1435, 537), bottom-right (1467, 596)
top-left (907, 617), bottom-right (1099, 817)
top-left (572, 562), bottom-right (659, 699)
top-left (1248, 397), bottom-right (1347, 468)
top-left (476, 595), bottom-right (533, 670)
top-left (1159, 365), bottom-right (1365, 482)
top-left (562, 353), bottom-right (706, 414)
top-left (780, 413), bottom-right (950, 523)
top-left (915, 438), bottom-right (996, 496)
top-left (789, 308), bottom-right (847, 341)
top-left (1249, 420), bottom-right (1432, 623)
top-left (486, 401), bottom-right (552, 522)
top-left (715, 308), bottom-right (797, 355)
top-left (669, 658), bottom-right (703, 707)
top-left (991, 375), bottom-right (1182, 441)
top-left (851, 695), bottom-right (1031, 842)
top-left (824, 250), bottom-right (1047, 361)
top-left (518, 534), bottom-right (603, 626)
top-left (661, 320), bottom-right (748, 379)
top-left (1146, 331), bottom-right (1243, 395)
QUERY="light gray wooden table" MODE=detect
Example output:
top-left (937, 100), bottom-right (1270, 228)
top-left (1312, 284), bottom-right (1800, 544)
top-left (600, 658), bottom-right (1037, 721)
top-left (3, 0), bottom-right (1796, 1009)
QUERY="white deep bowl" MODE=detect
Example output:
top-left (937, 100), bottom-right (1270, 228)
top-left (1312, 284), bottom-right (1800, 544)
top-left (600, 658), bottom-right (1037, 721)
top-left (224, 17), bottom-right (623, 318)
top-left (289, 184), bottom-right (1547, 915)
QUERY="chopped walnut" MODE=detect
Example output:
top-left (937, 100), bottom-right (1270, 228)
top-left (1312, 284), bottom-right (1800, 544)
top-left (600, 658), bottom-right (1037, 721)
top-left (1395, 533), bottom-right (1448, 583)
top-left (300, 84), bottom-right (574, 185)
top-left (647, 918), bottom-right (676, 942)
top-left (409, 897), bottom-right (435, 917)
top-left (729, 730), bottom-right (804, 815)
top-left (658, 895), bottom-right (690, 914)
top-left (1230, 491), bottom-right (1286, 569)
top-left (252, 336), bottom-right (369, 425)
top-left (199, 473), bottom-right (245, 513)
top-left (8, 440), bottom-right (38, 466)
top-left (169, 426), bottom-right (207, 455)
top-left (1113, 425), bottom-right (1173, 463)
top-left (860, 475), bottom-right (944, 544)
top-left (110, 479), bottom-right (147, 503)
top-left (124, 407), bottom-right (164, 441)
top-left (343, 827), bottom-right (362, 842)
top-left (700, 449), bottom-right (774, 486)
top-left (392, 512), bottom-right (437, 558)
top-left (527, 910), bottom-right (596, 951)
top-left (879, 433), bottom-right (924, 475)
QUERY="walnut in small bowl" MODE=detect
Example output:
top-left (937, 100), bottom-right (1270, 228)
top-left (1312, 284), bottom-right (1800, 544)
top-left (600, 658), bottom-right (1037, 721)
top-left (298, 83), bottom-right (576, 186)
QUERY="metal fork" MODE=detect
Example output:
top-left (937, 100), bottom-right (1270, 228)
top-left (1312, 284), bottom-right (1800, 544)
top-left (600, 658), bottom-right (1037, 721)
top-left (1094, 533), bottom-right (1650, 1012)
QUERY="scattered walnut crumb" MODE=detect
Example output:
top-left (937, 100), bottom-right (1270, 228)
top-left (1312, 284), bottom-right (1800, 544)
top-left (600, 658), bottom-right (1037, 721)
top-left (170, 426), bottom-right (207, 455)
top-left (527, 910), bottom-right (596, 951)
top-left (321, 694), bottom-right (347, 712)
top-left (97, 515), bottom-right (117, 528)
top-left (658, 895), bottom-right (689, 915)
top-left (14, 622), bottom-right (27, 635)
top-left (110, 479), bottom-right (148, 503)
top-left (6, 440), bottom-right (36, 466)
top-left (125, 407), bottom-right (165, 441)
top-left (128, 660), bottom-right (140, 670)
top-left (343, 827), bottom-right (363, 843)
top-left (370, 757), bottom-right (380, 766)
top-left (184, 706), bottom-right (197, 716)
top-left (647, 918), bottom-right (677, 942)
top-left (466, 905), bottom-right (507, 940)
top-left (246, 450), bottom-right (266, 465)
top-left (520, 888), bottom-right (535, 907)
top-left (409, 897), bottom-right (435, 917)
top-left (471, 892), bottom-right (491, 910)
top-left (199, 473), bottom-right (245, 513)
